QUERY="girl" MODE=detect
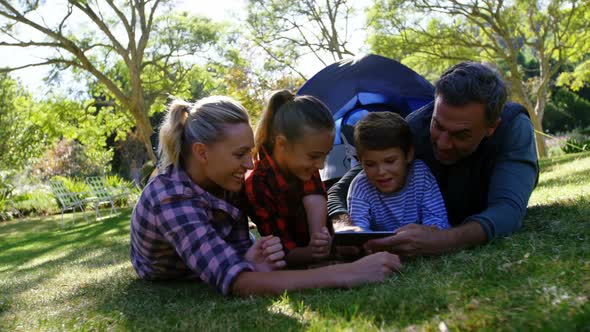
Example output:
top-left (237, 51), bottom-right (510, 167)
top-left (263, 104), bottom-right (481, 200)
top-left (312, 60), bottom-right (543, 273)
top-left (245, 90), bottom-right (337, 266)
top-left (130, 95), bottom-right (401, 296)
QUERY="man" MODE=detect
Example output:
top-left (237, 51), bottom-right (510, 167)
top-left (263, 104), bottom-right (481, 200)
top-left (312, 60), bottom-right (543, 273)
top-left (327, 61), bottom-right (539, 256)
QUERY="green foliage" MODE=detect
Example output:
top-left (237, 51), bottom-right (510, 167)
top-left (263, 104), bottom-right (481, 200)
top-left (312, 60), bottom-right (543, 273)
top-left (0, 75), bottom-right (48, 170)
top-left (0, 74), bottom-right (118, 174)
top-left (51, 176), bottom-right (91, 199)
top-left (367, 0), bottom-right (590, 157)
top-left (559, 59), bottom-right (590, 91)
top-left (561, 137), bottom-right (590, 154)
top-left (208, 43), bottom-right (305, 124)
top-left (1, 173), bottom-right (59, 221)
top-left (12, 189), bottom-right (59, 218)
top-left (104, 174), bottom-right (129, 189)
top-left (0, 2), bottom-right (227, 162)
top-left (32, 139), bottom-right (111, 180)
top-left (556, 8), bottom-right (590, 91)
top-left (367, 6), bottom-right (478, 81)
top-left (543, 87), bottom-right (590, 133)
top-left (0, 171), bottom-right (17, 221)
top-left (0, 172), bottom-right (138, 221)
top-left (0, 171), bottom-right (15, 202)
top-left (140, 12), bottom-right (223, 111)
top-left (104, 174), bottom-right (139, 207)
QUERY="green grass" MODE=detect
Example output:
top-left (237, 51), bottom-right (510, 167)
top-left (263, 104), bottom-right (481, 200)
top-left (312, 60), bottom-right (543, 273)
top-left (2, 153), bottom-right (590, 331)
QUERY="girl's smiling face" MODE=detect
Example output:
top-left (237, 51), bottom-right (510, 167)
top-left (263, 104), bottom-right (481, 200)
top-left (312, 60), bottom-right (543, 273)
top-left (274, 127), bottom-right (335, 181)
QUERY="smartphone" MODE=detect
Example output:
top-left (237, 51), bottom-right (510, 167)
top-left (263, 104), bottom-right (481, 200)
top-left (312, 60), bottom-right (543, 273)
top-left (331, 231), bottom-right (396, 247)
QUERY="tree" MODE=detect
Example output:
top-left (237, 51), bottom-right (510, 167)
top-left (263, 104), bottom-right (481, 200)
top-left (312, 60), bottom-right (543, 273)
top-left (0, 74), bottom-right (113, 172)
top-left (0, 74), bottom-right (46, 170)
top-left (246, 0), bottom-right (361, 80)
top-left (557, 7), bottom-right (590, 91)
top-left (0, 1), bottom-right (221, 161)
top-left (368, 0), bottom-right (590, 157)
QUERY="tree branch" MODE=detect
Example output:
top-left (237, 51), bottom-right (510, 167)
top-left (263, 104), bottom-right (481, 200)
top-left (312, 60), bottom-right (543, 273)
top-left (68, 1), bottom-right (129, 60)
top-left (0, 58), bottom-right (77, 72)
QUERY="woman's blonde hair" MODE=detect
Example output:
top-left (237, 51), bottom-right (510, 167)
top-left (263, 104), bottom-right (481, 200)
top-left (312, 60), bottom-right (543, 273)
top-left (158, 96), bottom-right (249, 169)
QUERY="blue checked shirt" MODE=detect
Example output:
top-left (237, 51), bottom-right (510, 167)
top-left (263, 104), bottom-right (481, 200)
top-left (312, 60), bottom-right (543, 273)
top-left (130, 165), bottom-right (254, 296)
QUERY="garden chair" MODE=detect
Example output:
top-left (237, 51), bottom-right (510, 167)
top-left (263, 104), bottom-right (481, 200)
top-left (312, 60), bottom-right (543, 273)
top-left (49, 179), bottom-right (89, 227)
top-left (85, 176), bottom-right (130, 219)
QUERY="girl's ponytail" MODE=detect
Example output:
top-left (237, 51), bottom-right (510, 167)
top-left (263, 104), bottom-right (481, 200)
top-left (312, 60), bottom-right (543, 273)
top-left (253, 90), bottom-right (294, 158)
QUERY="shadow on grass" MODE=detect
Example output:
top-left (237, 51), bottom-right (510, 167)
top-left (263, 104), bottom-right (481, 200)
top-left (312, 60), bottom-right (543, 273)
top-left (0, 209), bottom-right (131, 265)
top-left (52, 278), bottom-right (305, 331)
top-left (539, 151), bottom-right (590, 170)
top-left (2, 199), bottom-right (589, 330)
top-left (524, 196), bottom-right (590, 234)
top-left (261, 198), bottom-right (590, 330)
top-left (536, 168), bottom-right (590, 189)
top-left (0, 210), bottom-right (132, 304)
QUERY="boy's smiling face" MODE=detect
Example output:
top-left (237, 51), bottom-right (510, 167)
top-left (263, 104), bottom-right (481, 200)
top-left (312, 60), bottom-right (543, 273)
top-left (360, 146), bottom-right (414, 194)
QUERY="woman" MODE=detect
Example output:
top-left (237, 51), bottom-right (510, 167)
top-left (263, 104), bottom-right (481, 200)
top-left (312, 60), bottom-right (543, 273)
top-left (130, 96), bottom-right (402, 297)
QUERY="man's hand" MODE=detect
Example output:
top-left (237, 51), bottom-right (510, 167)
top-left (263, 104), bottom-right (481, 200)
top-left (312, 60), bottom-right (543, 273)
top-left (364, 223), bottom-right (447, 256)
top-left (310, 227), bottom-right (331, 259)
top-left (245, 235), bottom-right (286, 272)
top-left (364, 222), bottom-right (487, 256)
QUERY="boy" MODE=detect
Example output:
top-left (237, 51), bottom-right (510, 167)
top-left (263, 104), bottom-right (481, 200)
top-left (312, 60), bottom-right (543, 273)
top-left (347, 112), bottom-right (450, 232)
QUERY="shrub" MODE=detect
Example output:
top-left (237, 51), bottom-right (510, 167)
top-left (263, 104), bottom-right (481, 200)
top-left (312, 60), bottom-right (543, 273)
top-left (53, 176), bottom-right (91, 197)
top-left (104, 174), bottom-right (138, 207)
top-left (50, 175), bottom-right (92, 210)
top-left (0, 171), bottom-right (17, 221)
top-left (561, 137), bottom-right (590, 154)
top-left (12, 189), bottom-right (59, 217)
top-left (32, 139), bottom-right (111, 180)
top-left (543, 87), bottom-right (590, 133)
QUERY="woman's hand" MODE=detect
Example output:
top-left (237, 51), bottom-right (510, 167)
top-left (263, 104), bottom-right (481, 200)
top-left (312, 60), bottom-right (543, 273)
top-left (310, 227), bottom-right (332, 259)
top-left (340, 251), bottom-right (402, 287)
top-left (245, 235), bottom-right (286, 272)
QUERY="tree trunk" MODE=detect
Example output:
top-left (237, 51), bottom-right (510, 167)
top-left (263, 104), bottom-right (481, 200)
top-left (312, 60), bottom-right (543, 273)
top-left (507, 76), bottom-right (547, 158)
top-left (128, 60), bottom-right (157, 163)
top-left (534, 93), bottom-right (548, 158)
top-left (128, 101), bottom-right (157, 163)
top-left (523, 101), bottom-right (547, 159)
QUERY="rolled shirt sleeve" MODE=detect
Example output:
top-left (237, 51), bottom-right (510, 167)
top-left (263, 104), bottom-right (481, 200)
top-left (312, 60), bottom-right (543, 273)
top-left (420, 168), bottom-right (450, 230)
top-left (467, 114), bottom-right (539, 240)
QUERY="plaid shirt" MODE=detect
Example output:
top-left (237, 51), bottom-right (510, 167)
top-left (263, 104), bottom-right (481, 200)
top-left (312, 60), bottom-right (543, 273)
top-left (244, 147), bottom-right (326, 251)
top-left (130, 165), bottom-right (254, 296)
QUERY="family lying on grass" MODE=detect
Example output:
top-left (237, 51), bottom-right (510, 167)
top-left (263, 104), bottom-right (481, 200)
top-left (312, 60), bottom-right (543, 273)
top-left (129, 61), bottom-right (539, 297)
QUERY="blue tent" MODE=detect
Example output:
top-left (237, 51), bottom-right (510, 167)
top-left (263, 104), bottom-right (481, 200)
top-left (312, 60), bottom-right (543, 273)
top-left (297, 54), bottom-right (435, 183)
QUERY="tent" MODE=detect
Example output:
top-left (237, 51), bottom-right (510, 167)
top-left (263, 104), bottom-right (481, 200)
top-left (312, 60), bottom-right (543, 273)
top-left (297, 54), bottom-right (435, 184)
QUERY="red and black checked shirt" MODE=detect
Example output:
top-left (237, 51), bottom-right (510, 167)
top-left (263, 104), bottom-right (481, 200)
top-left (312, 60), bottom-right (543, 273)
top-left (244, 147), bottom-right (326, 251)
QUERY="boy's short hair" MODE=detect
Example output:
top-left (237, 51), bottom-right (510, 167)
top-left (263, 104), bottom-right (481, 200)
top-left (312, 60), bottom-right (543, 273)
top-left (354, 112), bottom-right (412, 157)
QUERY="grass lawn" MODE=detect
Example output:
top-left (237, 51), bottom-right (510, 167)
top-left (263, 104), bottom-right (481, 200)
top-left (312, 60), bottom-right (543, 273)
top-left (1, 153), bottom-right (590, 331)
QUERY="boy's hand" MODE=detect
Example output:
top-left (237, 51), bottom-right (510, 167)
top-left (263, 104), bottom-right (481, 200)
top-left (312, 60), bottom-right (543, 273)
top-left (245, 235), bottom-right (286, 272)
top-left (310, 227), bottom-right (332, 259)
